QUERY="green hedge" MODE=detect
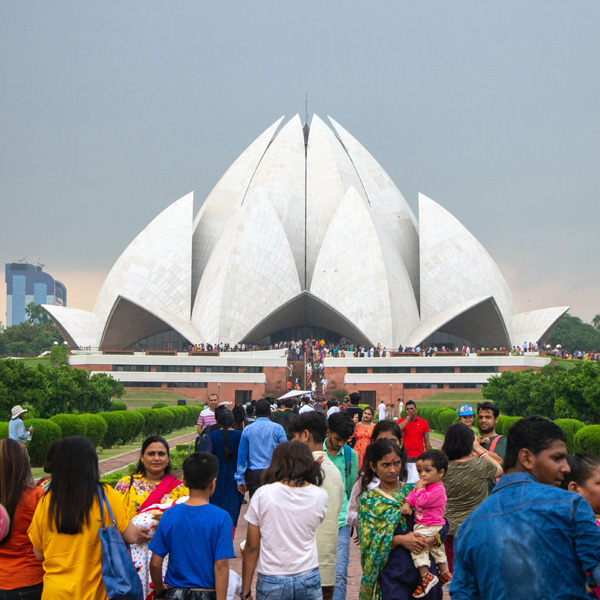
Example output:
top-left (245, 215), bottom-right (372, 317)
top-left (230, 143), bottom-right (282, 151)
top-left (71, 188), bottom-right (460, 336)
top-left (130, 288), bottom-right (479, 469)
top-left (152, 402), bottom-right (168, 409)
top-left (168, 406), bottom-right (189, 430)
top-left (156, 408), bottom-right (175, 435)
top-left (50, 414), bottom-right (87, 438)
top-left (574, 425), bottom-right (600, 455)
top-left (431, 407), bottom-right (449, 432)
top-left (138, 408), bottom-right (161, 437)
top-left (496, 415), bottom-right (508, 435)
top-left (79, 413), bottom-right (108, 447)
top-left (23, 418), bottom-right (62, 467)
top-left (554, 419), bottom-right (586, 454)
top-left (438, 408), bottom-right (458, 434)
top-left (185, 405), bottom-right (201, 427)
top-left (108, 401), bottom-right (128, 412)
top-left (114, 410), bottom-right (144, 445)
top-left (0, 422), bottom-right (8, 439)
top-left (502, 416), bottom-right (521, 436)
top-left (98, 411), bottom-right (126, 447)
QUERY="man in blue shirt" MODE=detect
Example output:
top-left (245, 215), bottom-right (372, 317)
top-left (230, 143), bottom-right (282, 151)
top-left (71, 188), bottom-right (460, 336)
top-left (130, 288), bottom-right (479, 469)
top-left (235, 398), bottom-right (287, 498)
top-left (450, 416), bottom-right (600, 600)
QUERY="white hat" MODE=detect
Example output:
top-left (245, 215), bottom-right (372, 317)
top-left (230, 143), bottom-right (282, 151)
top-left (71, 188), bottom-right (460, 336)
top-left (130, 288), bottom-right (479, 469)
top-left (10, 405), bottom-right (27, 420)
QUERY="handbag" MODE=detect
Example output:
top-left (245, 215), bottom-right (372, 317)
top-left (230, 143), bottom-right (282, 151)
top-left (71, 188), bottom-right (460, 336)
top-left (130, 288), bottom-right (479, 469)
top-left (97, 485), bottom-right (144, 600)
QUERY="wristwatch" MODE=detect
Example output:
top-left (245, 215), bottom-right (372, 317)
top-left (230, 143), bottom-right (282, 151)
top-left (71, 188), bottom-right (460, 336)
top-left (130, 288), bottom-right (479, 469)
top-left (155, 590), bottom-right (167, 599)
top-left (240, 592), bottom-right (252, 600)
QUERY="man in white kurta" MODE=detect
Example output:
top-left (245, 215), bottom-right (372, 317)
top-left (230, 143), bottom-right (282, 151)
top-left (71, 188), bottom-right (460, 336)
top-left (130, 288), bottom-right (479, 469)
top-left (289, 411), bottom-right (344, 600)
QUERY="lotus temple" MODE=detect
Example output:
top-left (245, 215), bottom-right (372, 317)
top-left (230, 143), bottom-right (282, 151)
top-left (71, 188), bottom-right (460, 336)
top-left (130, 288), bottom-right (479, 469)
top-left (43, 115), bottom-right (568, 404)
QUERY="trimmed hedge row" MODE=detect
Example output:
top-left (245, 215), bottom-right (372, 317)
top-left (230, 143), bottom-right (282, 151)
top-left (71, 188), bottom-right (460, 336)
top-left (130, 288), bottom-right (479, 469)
top-left (409, 406), bottom-right (591, 455)
top-left (0, 402), bottom-right (205, 465)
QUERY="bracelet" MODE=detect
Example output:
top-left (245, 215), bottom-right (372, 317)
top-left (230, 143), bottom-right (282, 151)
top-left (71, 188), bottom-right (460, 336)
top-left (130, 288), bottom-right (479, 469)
top-left (240, 593), bottom-right (252, 600)
top-left (478, 452), bottom-right (487, 458)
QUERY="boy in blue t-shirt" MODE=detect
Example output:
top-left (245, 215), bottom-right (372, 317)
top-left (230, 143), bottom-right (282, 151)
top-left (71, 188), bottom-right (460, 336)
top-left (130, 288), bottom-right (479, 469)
top-left (149, 452), bottom-right (234, 600)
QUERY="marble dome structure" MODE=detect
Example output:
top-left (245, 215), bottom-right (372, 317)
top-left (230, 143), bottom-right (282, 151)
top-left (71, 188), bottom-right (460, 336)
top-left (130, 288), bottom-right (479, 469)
top-left (45, 115), bottom-right (568, 351)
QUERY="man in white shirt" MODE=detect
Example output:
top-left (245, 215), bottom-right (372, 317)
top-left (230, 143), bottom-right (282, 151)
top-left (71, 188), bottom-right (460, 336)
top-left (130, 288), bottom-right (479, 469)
top-left (289, 412), bottom-right (344, 600)
top-left (299, 397), bottom-right (314, 414)
top-left (377, 399), bottom-right (387, 422)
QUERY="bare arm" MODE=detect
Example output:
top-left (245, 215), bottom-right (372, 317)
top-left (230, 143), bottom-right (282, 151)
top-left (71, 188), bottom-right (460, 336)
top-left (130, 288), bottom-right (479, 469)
top-left (475, 448), bottom-right (503, 479)
top-left (474, 437), bottom-right (504, 466)
top-left (150, 553), bottom-right (165, 597)
top-left (122, 521), bottom-right (152, 545)
top-left (424, 432), bottom-right (431, 451)
top-left (242, 523), bottom-right (261, 598)
top-left (33, 546), bottom-right (44, 561)
top-left (215, 558), bottom-right (229, 600)
top-left (398, 418), bottom-right (409, 432)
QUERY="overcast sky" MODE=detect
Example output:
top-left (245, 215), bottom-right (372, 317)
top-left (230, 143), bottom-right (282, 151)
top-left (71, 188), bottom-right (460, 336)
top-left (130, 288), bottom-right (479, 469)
top-left (1, 1), bottom-right (599, 327)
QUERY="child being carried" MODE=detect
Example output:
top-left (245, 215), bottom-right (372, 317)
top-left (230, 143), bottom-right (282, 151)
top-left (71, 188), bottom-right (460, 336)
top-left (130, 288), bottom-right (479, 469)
top-left (401, 449), bottom-right (452, 598)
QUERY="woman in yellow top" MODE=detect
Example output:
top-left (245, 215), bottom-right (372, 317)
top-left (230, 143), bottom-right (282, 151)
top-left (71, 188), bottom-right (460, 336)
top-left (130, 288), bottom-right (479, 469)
top-left (28, 436), bottom-right (150, 600)
top-left (114, 435), bottom-right (188, 519)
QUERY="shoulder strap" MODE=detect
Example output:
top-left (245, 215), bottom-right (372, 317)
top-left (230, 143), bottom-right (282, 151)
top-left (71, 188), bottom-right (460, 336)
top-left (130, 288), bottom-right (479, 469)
top-left (98, 484), bottom-right (117, 529)
top-left (343, 445), bottom-right (353, 497)
top-left (490, 435), bottom-right (503, 453)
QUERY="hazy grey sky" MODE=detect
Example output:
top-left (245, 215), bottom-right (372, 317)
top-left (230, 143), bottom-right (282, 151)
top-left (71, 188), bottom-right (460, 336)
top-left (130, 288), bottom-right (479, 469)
top-left (1, 1), bottom-right (599, 325)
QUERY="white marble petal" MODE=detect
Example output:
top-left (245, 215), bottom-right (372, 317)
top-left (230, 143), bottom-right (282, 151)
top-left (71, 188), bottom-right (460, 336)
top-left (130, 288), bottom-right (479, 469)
top-left (310, 187), bottom-right (418, 347)
top-left (419, 193), bottom-right (517, 323)
top-left (42, 305), bottom-right (100, 349)
top-left (243, 115), bottom-right (306, 285)
top-left (93, 193), bottom-right (193, 332)
top-left (306, 115), bottom-right (370, 289)
top-left (191, 189), bottom-right (301, 344)
top-left (507, 306), bottom-right (570, 347)
top-left (192, 117), bottom-right (284, 299)
top-left (328, 116), bottom-right (420, 299)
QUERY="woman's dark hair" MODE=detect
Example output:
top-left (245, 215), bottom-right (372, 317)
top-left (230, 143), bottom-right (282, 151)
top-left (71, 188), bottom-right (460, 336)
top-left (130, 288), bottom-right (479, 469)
top-left (48, 436), bottom-right (101, 534)
top-left (262, 441), bottom-right (323, 487)
top-left (215, 407), bottom-right (235, 461)
top-left (360, 439), bottom-right (403, 494)
top-left (232, 405), bottom-right (247, 431)
top-left (134, 435), bottom-right (172, 476)
top-left (43, 439), bottom-right (63, 474)
top-left (371, 420), bottom-right (403, 443)
top-left (246, 404), bottom-right (255, 418)
top-left (0, 439), bottom-right (33, 544)
top-left (442, 423), bottom-right (475, 461)
top-left (504, 416), bottom-right (567, 470)
top-left (562, 454), bottom-right (600, 490)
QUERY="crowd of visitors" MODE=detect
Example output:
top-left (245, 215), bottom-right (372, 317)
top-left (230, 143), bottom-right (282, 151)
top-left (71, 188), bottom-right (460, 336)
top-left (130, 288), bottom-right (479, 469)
top-left (4, 395), bottom-right (600, 600)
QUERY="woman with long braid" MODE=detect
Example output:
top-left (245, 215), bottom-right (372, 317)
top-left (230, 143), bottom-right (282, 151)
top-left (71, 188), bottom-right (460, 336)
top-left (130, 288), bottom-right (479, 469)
top-left (209, 406), bottom-right (244, 538)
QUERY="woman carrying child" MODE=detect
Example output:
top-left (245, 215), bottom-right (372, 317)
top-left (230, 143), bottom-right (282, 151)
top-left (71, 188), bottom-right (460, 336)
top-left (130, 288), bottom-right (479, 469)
top-left (401, 449), bottom-right (452, 597)
top-left (358, 439), bottom-right (448, 600)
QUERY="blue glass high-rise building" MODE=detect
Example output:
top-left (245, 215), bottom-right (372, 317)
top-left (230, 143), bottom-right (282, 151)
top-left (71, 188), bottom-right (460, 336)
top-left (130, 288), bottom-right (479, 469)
top-left (5, 263), bottom-right (67, 327)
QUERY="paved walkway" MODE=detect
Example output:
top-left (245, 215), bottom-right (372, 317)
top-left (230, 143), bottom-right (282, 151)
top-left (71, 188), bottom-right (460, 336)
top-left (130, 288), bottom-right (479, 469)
top-left (98, 432), bottom-right (197, 476)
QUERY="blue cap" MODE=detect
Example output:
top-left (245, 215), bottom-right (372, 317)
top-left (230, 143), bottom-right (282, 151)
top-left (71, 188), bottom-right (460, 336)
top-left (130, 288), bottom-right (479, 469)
top-left (458, 404), bottom-right (475, 417)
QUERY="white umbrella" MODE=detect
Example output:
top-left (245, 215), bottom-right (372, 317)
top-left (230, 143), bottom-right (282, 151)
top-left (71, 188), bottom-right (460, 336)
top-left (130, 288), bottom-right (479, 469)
top-left (277, 390), bottom-right (311, 400)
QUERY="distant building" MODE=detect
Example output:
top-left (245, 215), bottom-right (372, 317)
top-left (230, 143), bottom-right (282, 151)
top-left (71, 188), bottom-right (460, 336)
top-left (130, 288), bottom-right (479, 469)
top-left (5, 263), bottom-right (67, 327)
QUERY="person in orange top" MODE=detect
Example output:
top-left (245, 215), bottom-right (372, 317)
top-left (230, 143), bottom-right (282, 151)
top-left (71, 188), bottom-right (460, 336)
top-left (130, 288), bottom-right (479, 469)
top-left (0, 438), bottom-right (45, 599)
top-left (352, 407), bottom-right (375, 469)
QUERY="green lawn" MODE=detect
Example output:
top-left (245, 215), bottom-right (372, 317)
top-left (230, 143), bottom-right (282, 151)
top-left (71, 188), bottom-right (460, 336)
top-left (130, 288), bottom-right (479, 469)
top-left (120, 389), bottom-right (204, 410)
top-left (19, 357), bottom-right (51, 367)
top-left (415, 391), bottom-right (484, 410)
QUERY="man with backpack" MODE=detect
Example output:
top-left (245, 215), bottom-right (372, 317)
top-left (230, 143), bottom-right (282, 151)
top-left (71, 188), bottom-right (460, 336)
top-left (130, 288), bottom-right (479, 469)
top-left (324, 412), bottom-right (359, 600)
top-left (477, 401), bottom-right (506, 493)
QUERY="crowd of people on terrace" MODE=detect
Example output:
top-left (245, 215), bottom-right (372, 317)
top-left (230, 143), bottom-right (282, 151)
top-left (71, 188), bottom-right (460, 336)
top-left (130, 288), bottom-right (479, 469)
top-left (184, 338), bottom-right (599, 361)
top-left (4, 392), bottom-right (600, 600)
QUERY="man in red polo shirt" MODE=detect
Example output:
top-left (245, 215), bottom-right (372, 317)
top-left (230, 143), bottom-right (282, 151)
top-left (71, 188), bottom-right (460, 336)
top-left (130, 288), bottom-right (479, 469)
top-left (398, 400), bottom-right (431, 483)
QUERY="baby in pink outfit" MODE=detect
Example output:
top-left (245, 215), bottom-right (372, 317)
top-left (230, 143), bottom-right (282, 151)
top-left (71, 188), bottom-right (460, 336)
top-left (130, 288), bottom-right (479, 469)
top-left (401, 449), bottom-right (451, 598)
